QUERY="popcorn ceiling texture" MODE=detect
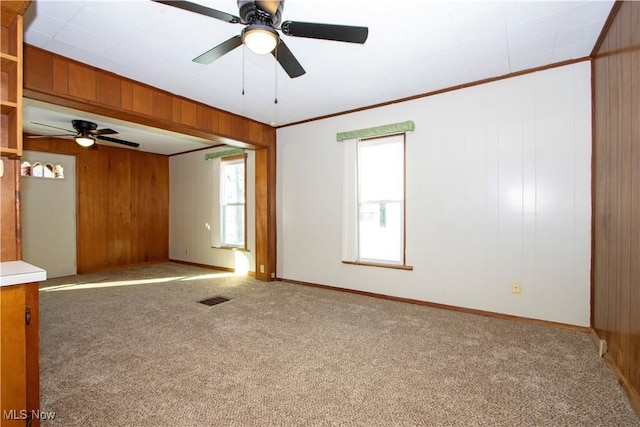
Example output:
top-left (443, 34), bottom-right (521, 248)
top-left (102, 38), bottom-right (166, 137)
top-left (39, 262), bottom-right (639, 426)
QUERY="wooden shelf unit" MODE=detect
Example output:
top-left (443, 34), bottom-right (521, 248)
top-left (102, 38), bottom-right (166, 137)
top-left (1, 13), bottom-right (23, 158)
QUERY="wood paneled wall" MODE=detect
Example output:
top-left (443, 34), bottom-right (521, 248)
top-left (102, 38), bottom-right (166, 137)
top-left (0, 159), bottom-right (20, 261)
top-left (23, 46), bottom-right (273, 149)
top-left (21, 45), bottom-right (276, 280)
top-left (24, 138), bottom-right (169, 273)
top-left (255, 146), bottom-right (277, 279)
top-left (592, 1), bottom-right (640, 414)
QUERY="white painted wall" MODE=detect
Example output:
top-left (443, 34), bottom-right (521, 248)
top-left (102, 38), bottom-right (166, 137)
top-left (21, 151), bottom-right (77, 278)
top-left (169, 149), bottom-right (255, 272)
top-left (276, 62), bottom-right (592, 326)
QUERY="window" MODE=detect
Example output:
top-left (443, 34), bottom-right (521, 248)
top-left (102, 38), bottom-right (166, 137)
top-left (220, 155), bottom-right (246, 248)
top-left (20, 160), bottom-right (65, 179)
top-left (340, 121), bottom-right (414, 270)
top-left (356, 134), bottom-right (406, 265)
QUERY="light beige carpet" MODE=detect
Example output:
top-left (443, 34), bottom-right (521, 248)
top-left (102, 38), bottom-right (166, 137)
top-left (38, 262), bottom-right (639, 426)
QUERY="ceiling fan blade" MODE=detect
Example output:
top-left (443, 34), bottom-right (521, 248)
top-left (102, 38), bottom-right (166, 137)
top-left (31, 122), bottom-right (75, 134)
top-left (96, 135), bottom-right (140, 148)
top-left (91, 128), bottom-right (118, 136)
top-left (255, 0), bottom-right (280, 15)
top-left (193, 35), bottom-right (243, 64)
top-left (151, 0), bottom-right (240, 23)
top-left (281, 21), bottom-right (369, 44)
top-left (272, 39), bottom-right (305, 78)
top-left (26, 134), bottom-right (73, 139)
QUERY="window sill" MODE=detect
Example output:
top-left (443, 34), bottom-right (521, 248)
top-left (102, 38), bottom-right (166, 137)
top-left (212, 246), bottom-right (249, 252)
top-left (342, 261), bottom-right (413, 271)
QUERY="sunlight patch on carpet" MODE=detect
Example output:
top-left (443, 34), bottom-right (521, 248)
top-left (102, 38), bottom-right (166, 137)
top-left (180, 272), bottom-right (238, 281)
top-left (40, 276), bottom-right (186, 292)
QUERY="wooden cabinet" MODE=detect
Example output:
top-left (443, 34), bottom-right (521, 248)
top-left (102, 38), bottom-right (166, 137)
top-left (1, 8), bottom-right (24, 157)
top-left (1, 261), bottom-right (44, 427)
top-left (0, 282), bottom-right (39, 427)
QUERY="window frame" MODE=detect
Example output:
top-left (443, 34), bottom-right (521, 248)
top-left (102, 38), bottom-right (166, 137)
top-left (219, 153), bottom-right (247, 250)
top-left (343, 133), bottom-right (412, 270)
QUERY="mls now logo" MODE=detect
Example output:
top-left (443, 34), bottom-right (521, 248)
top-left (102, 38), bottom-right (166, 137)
top-left (3, 409), bottom-right (56, 421)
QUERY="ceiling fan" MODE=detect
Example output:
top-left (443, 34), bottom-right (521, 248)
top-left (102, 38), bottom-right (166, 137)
top-left (153, 0), bottom-right (369, 78)
top-left (29, 120), bottom-right (141, 149)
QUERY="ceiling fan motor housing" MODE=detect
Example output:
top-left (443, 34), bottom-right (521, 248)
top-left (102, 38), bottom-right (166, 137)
top-left (238, 1), bottom-right (283, 26)
top-left (72, 119), bottom-right (98, 136)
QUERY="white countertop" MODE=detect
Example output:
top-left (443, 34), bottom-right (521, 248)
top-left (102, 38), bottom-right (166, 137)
top-left (0, 261), bottom-right (47, 287)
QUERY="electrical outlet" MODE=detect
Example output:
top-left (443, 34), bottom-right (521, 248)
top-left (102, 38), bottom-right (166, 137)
top-left (511, 281), bottom-right (521, 294)
top-left (259, 265), bottom-right (265, 273)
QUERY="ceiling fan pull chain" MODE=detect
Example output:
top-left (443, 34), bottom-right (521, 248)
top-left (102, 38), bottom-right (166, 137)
top-left (274, 43), bottom-right (278, 104)
top-left (242, 45), bottom-right (245, 95)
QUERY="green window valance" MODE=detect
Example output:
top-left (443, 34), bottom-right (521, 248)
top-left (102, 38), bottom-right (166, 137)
top-left (204, 148), bottom-right (245, 160)
top-left (336, 120), bottom-right (415, 142)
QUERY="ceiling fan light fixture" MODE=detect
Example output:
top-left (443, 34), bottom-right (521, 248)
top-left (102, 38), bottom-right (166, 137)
top-left (75, 135), bottom-right (95, 147)
top-left (242, 25), bottom-right (278, 55)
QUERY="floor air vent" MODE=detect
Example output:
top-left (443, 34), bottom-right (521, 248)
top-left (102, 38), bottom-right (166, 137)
top-left (198, 296), bottom-right (231, 306)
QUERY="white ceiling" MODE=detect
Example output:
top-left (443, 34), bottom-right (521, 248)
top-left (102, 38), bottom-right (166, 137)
top-left (22, 0), bottom-right (614, 155)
